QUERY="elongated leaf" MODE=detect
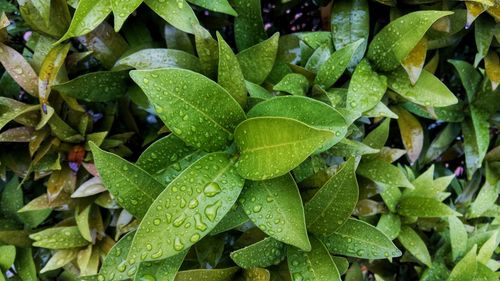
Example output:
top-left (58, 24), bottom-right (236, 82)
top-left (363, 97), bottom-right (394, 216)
top-left (0, 97), bottom-right (39, 131)
top-left (401, 37), bottom-right (427, 85)
top-left (448, 60), bottom-right (481, 101)
top-left (130, 68), bottom-right (246, 152)
top-left (99, 231), bottom-right (137, 281)
top-left (357, 158), bottom-right (413, 188)
top-left (114, 49), bottom-right (201, 72)
top-left (240, 174), bottom-right (310, 251)
top-left (234, 117), bottom-right (334, 180)
top-left (0, 245), bottom-right (15, 272)
top-left (134, 251), bottom-right (187, 281)
top-left (237, 33), bottom-right (279, 84)
top-left (230, 237), bottom-right (285, 269)
top-left (367, 10), bottom-right (453, 71)
top-left (449, 216), bottom-right (468, 261)
top-left (193, 24), bottom-right (218, 78)
top-left (52, 71), bottom-right (129, 102)
top-left (211, 205), bottom-right (248, 234)
top-left (484, 50), bottom-right (500, 90)
top-left (56, 0), bottom-right (112, 44)
top-left (128, 152), bottom-right (244, 261)
top-left (0, 42), bottom-right (38, 96)
top-left (187, 0), bottom-right (236, 16)
top-left (448, 245), bottom-right (477, 281)
top-left (392, 107), bottom-right (423, 165)
top-left (331, 0), bottom-right (369, 68)
top-left (321, 218), bottom-right (402, 259)
top-left (111, 0), bottom-right (142, 31)
top-left (14, 248), bottom-right (37, 281)
top-left (30, 226), bottom-right (90, 249)
top-left (305, 158), bottom-right (358, 236)
top-left (346, 59), bottom-right (387, 115)
top-left (398, 226), bottom-right (432, 267)
top-left (473, 262), bottom-right (498, 281)
top-left (376, 213), bottom-right (401, 240)
top-left (398, 197), bottom-right (457, 217)
top-left (217, 33), bottom-right (247, 107)
top-left (40, 249), bottom-right (78, 273)
top-left (38, 43), bottom-right (71, 106)
top-left (144, 0), bottom-right (198, 34)
top-left (474, 15), bottom-right (494, 67)
top-left (0, 177), bottom-right (22, 222)
top-left (287, 236), bottom-right (341, 281)
top-left (19, 0), bottom-right (70, 39)
top-left (315, 39), bottom-right (363, 89)
top-left (90, 142), bottom-right (165, 219)
top-left (233, 0), bottom-right (266, 51)
top-left (387, 68), bottom-right (458, 107)
top-left (175, 267), bottom-right (239, 281)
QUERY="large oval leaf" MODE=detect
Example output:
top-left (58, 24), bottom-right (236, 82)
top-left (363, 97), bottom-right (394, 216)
top-left (321, 218), bottom-right (402, 259)
top-left (128, 152), bottom-right (244, 261)
top-left (240, 174), bottom-right (311, 251)
top-left (234, 117), bottom-right (334, 180)
top-left (367, 10), bottom-right (453, 71)
top-left (287, 236), bottom-right (341, 281)
top-left (305, 158), bottom-right (359, 236)
top-left (130, 68), bottom-right (246, 152)
top-left (90, 142), bottom-right (165, 219)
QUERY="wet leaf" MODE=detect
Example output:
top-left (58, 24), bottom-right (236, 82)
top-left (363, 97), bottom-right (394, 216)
top-left (367, 10), bottom-right (453, 71)
top-left (273, 73), bottom-right (310, 96)
top-left (321, 218), bottom-right (402, 259)
top-left (305, 158), bottom-right (359, 236)
top-left (240, 174), bottom-right (310, 250)
top-left (0, 42), bottom-right (38, 97)
top-left (230, 237), bottom-right (285, 269)
top-left (210, 204), bottom-right (248, 234)
top-left (99, 231), bottom-right (137, 281)
top-left (52, 71), bottom-right (129, 102)
top-left (30, 226), bottom-right (90, 249)
top-left (448, 245), bottom-right (477, 281)
top-left (376, 213), bottom-right (401, 240)
top-left (134, 250), bottom-right (187, 281)
top-left (38, 43), bottom-right (71, 107)
top-left (40, 249), bottom-right (78, 273)
top-left (111, 0), bottom-right (143, 31)
top-left (233, 0), bottom-right (267, 51)
top-left (0, 97), bottom-right (39, 131)
top-left (90, 142), bottom-right (165, 219)
top-left (392, 106), bottom-right (424, 165)
top-left (19, 0), bottom-right (70, 38)
top-left (187, 0), bottom-right (236, 16)
top-left (130, 68), bottom-right (246, 152)
top-left (217, 33), bottom-right (247, 107)
top-left (448, 60), bottom-right (481, 101)
top-left (287, 236), bottom-right (341, 281)
top-left (484, 50), bottom-right (500, 90)
top-left (346, 59), bottom-right (387, 115)
top-left (474, 15), bottom-right (494, 67)
top-left (144, 0), bottom-right (198, 34)
top-left (398, 197), bottom-right (457, 217)
top-left (401, 37), bottom-right (427, 85)
top-left (448, 216), bottom-right (468, 262)
top-left (174, 267), bottom-right (239, 281)
top-left (0, 245), bottom-right (15, 272)
top-left (114, 49), bottom-right (201, 72)
top-left (128, 152), bottom-right (244, 261)
top-left (398, 226), bottom-right (432, 267)
top-left (234, 117), bottom-right (334, 180)
top-left (357, 158), bottom-right (414, 189)
top-left (193, 24), bottom-right (218, 78)
top-left (237, 33), bottom-right (279, 84)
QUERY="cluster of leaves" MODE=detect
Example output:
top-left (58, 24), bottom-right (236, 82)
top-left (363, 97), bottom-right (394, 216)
top-left (0, 0), bottom-right (499, 280)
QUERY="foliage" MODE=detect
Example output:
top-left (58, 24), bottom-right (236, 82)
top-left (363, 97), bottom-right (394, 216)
top-left (0, 0), bottom-right (499, 280)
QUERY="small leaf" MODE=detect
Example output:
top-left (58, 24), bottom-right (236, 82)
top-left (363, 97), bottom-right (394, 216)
top-left (273, 73), bottom-right (310, 96)
top-left (305, 158), bottom-right (359, 236)
top-left (56, 0), bottom-right (112, 44)
top-left (90, 142), bottom-right (165, 219)
top-left (234, 117), bottom-right (334, 180)
top-left (38, 43), bottom-right (71, 107)
top-left (474, 15), bottom-right (495, 67)
top-left (129, 152), bottom-right (244, 261)
top-left (174, 267), bottom-right (239, 281)
top-left (0, 245), bottom-right (15, 272)
top-left (448, 216), bottom-right (468, 261)
top-left (233, 0), bottom-right (267, 51)
top-left (387, 68), bottom-right (458, 107)
top-left (0, 42), bottom-right (38, 97)
top-left (367, 10), bottom-right (453, 71)
top-left (114, 49), bottom-right (201, 72)
top-left (305, 45), bottom-right (332, 73)
top-left (376, 213), bottom-right (401, 240)
top-left (111, 0), bottom-right (142, 31)
top-left (240, 173), bottom-right (310, 251)
top-left (144, 0), bottom-right (198, 34)
top-left (30, 226), bottom-right (90, 249)
top-left (134, 251), bottom-right (187, 281)
top-left (448, 60), bottom-right (481, 101)
top-left (398, 197), bottom-right (457, 217)
top-left (287, 236), bottom-right (341, 281)
top-left (40, 249), bottom-right (78, 273)
top-left (397, 226), bottom-right (432, 267)
top-left (346, 59), bottom-right (387, 115)
top-left (230, 237), bottom-right (285, 269)
top-left (130, 68), bottom-right (246, 152)
top-left (321, 218), bottom-right (402, 259)
top-left (237, 33), bottom-right (279, 84)
top-left (484, 50), bottom-right (500, 90)
top-left (0, 177), bottom-right (22, 222)
top-left (357, 158), bottom-right (414, 189)
top-left (187, 0), bottom-right (236, 16)
top-left (392, 106), bottom-right (424, 165)
top-left (447, 245), bottom-right (477, 281)
top-left (476, 230), bottom-right (498, 264)
top-left (401, 37), bottom-right (427, 85)
top-left (363, 118), bottom-right (390, 149)
top-left (52, 71), bottom-right (129, 102)
top-left (217, 32), bottom-right (247, 107)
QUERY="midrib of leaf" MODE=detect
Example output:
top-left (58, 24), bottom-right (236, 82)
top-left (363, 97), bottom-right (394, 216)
top-left (243, 136), bottom-right (327, 153)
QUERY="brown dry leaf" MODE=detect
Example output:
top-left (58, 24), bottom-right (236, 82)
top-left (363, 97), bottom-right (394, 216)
top-left (484, 50), bottom-right (500, 90)
top-left (401, 37), bottom-right (427, 85)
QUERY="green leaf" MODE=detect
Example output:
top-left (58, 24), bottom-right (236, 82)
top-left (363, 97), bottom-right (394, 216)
top-left (99, 231), bottom-right (137, 281)
top-left (187, 0), bottom-right (236, 16)
top-left (217, 33), bottom-right (247, 107)
top-left (40, 249), bottom-right (78, 273)
top-left (19, 0), bottom-right (70, 38)
top-left (130, 68), bottom-right (246, 152)
top-left (398, 197), bottom-right (457, 217)
top-left (234, 117), bottom-right (334, 180)
top-left (114, 49), bottom-right (201, 72)
top-left (144, 0), bottom-right (198, 34)
top-left (305, 158), bottom-right (359, 236)
top-left (346, 59), bottom-right (388, 115)
top-left (273, 73), bottom-right (310, 96)
top-left (397, 226), bottom-right (432, 267)
top-left (237, 33), bottom-right (279, 84)
top-left (328, 139), bottom-right (379, 157)
top-left (363, 118), bottom-right (390, 149)
top-left (357, 158), bottom-right (414, 188)
top-left (474, 15), bottom-right (495, 67)
top-left (305, 45), bottom-right (332, 73)
top-left (233, 0), bottom-right (266, 51)
top-left (447, 245), bottom-right (477, 281)
top-left (0, 97), bottom-right (39, 131)
top-left (210, 205), bottom-right (248, 235)
top-left (14, 248), bottom-right (37, 281)
top-left (240, 173), bottom-right (310, 251)
top-left (0, 245), bottom-right (15, 272)
top-left (90, 142), bottom-right (165, 219)
top-left (0, 42), bottom-right (38, 97)
top-left (56, 0), bottom-right (112, 44)
top-left (321, 218), bottom-right (402, 259)
top-left (476, 230), bottom-right (499, 264)
top-left (448, 60), bottom-right (481, 101)
top-left (287, 236), bottom-right (341, 281)
top-left (392, 107), bottom-right (424, 165)
top-left (448, 216), bottom-right (468, 261)
top-left (367, 10), bottom-right (453, 71)
top-left (315, 39), bottom-right (363, 89)
top-left (111, 0), bottom-right (142, 31)
top-left (230, 237), bottom-right (285, 269)
top-left (331, 0), bottom-right (369, 68)
top-left (376, 213), bottom-right (401, 240)
top-left (238, 268), bottom-right (270, 281)
top-left (387, 68), bottom-right (458, 107)
top-left (174, 267), bottom-right (239, 281)
top-left (424, 123), bottom-right (461, 164)
top-left (52, 71), bottom-right (129, 102)
top-left (0, 177), bottom-right (22, 222)
top-left (134, 251), bottom-right (187, 281)
top-left (30, 226), bottom-right (90, 249)
top-left (193, 24), bottom-right (218, 78)
top-left (469, 171), bottom-right (499, 218)
top-left (401, 38), bottom-right (427, 85)
top-left (128, 152), bottom-right (244, 261)
top-left (473, 262), bottom-right (498, 281)
top-left (38, 43), bottom-right (71, 106)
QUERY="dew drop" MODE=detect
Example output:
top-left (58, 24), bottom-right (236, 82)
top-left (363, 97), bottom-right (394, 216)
top-left (174, 237), bottom-right (184, 251)
top-left (203, 182), bottom-right (221, 197)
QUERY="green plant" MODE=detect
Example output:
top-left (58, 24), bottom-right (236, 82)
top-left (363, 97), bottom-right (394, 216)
top-left (0, 0), bottom-right (499, 280)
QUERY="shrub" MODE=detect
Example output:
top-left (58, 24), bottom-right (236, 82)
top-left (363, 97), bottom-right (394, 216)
top-left (0, 0), bottom-right (499, 280)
